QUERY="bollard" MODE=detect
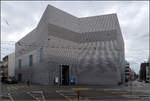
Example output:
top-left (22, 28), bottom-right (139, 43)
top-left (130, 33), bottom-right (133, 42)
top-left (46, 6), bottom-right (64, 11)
top-left (77, 90), bottom-right (80, 101)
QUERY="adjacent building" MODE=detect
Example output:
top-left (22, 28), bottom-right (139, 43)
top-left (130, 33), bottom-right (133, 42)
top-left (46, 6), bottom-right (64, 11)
top-left (0, 61), bottom-right (3, 81)
top-left (125, 61), bottom-right (130, 82)
top-left (139, 61), bottom-right (149, 83)
top-left (1, 55), bottom-right (8, 82)
top-left (15, 5), bottom-right (125, 85)
top-left (8, 52), bottom-right (15, 77)
top-left (124, 61), bottom-right (137, 82)
top-left (1, 52), bottom-right (15, 82)
top-left (145, 57), bottom-right (150, 82)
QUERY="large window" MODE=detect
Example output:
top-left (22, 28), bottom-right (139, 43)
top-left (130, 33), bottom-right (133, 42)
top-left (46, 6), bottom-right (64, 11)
top-left (29, 55), bottom-right (33, 67)
top-left (18, 59), bottom-right (22, 69)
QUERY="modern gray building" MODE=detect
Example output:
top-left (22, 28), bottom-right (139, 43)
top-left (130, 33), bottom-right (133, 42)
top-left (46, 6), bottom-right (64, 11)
top-left (15, 5), bottom-right (125, 85)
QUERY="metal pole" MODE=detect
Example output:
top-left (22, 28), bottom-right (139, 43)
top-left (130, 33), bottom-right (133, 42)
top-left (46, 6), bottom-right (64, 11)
top-left (130, 71), bottom-right (133, 95)
top-left (130, 79), bottom-right (132, 95)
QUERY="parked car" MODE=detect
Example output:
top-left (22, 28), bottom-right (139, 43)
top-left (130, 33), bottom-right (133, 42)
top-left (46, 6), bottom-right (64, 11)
top-left (145, 78), bottom-right (149, 83)
top-left (138, 79), bottom-right (143, 82)
top-left (3, 77), bottom-right (18, 84)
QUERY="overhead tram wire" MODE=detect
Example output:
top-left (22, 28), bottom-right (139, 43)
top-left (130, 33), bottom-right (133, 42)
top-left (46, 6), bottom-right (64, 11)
top-left (3, 17), bottom-right (10, 26)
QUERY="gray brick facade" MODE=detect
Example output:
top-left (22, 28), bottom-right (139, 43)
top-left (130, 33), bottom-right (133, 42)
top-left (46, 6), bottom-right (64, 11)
top-left (15, 5), bottom-right (125, 85)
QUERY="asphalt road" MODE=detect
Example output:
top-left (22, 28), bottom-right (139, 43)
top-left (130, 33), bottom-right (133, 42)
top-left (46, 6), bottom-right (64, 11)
top-left (0, 82), bottom-right (150, 101)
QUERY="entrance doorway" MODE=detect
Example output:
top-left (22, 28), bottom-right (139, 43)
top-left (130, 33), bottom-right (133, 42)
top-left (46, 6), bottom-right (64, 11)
top-left (18, 73), bottom-right (22, 82)
top-left (60, 65), bottom-right (69, 85)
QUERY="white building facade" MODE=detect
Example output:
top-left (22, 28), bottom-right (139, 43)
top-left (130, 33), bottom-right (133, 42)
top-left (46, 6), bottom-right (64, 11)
top-left (8, 52), bottom-right (15, 77)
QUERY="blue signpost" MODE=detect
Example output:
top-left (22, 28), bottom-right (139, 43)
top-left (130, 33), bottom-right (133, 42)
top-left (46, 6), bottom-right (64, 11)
top-left (70, 77), bottom-right (76, 84)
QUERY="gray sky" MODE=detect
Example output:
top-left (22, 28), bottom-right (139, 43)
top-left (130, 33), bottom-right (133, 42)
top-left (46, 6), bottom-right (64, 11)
top-left (1, 1), bottom-right (149, 74)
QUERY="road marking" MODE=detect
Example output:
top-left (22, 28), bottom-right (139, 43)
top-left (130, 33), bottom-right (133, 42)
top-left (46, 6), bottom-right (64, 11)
top-left (27, 92), bottom-right (40, 101)
top-left (27, 90), bottom-right (46, 101)
top-left (58, 90), bottom-right (74, 93)
top-left (111, 91), bottom-right (128, 94)
top-left (56, 89), bottom-right (91, 101)
top-left (56, 90), bottom-right (73, 101)
top-left (103, 88), bottom-right (120, 91)
top-left (7, 87), bottom-right (11, 90)
top-left (0, 95), bottom-right (11, 100)
top-left (72, 88), bottom-right (91, 91)
top-left (122, 94), bottom-right (140, 99)
top-left (7, 85), bottom-right (29, 91)
top-left (41, 91), bottom-right (46, 101)
top-left (8, 93), bottom-right (14, 101)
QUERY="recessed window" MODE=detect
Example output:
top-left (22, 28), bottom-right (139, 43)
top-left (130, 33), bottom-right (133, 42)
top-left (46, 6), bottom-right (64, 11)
top-left (29, 55), bottom-right (33, 67)
top-left (18, 59), bottom-right (22, 69)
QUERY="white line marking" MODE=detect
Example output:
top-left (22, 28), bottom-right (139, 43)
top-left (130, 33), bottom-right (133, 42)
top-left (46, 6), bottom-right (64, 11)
top-left (56, 89), bottom-right (91, 101)
top-left (121, 94), bottom-right (140, 99)
top-left (8, 93), bottom-right (14, 101)
top-left (56, 90), bottom-right (73, 101)
top-left (103, 89), bottom-right (120, 91)
top-left (27, 90), bottom-right (46, 101)
top-left (27, 91), bottom-right (40, 101)
top-left (41, 91), bottom-right (46, 101)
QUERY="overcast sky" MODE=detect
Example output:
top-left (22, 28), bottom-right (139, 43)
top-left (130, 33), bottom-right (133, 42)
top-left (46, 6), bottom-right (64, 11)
top-left (1, 1), bottom-right (149, 74)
